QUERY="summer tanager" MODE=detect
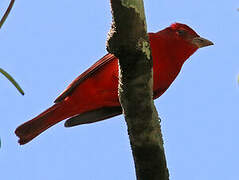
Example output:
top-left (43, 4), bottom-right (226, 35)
top-left (15, 23), bottom-right (213, 145)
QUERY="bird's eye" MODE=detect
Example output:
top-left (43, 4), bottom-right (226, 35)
top-left (177, 29), bottom-right (186, 36)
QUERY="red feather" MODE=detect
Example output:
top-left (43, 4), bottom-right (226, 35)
top-left (15, 23), bottom-right (208, 145)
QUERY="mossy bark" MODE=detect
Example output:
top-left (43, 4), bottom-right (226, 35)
top-left (107, 1), bottom-right (169, 179)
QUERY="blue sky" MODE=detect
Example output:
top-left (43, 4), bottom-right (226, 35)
top-left (1, 0), bottom-right (239, 179)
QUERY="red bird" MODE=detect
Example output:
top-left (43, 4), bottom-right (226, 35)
top-left (15, 23), bottom-right (213, 145)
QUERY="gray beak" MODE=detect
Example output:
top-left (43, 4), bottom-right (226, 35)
top-left (192, 37), bottom-right (214, 48)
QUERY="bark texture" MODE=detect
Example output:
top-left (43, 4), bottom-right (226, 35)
top-left (107, 1), bottom-right (169, 180)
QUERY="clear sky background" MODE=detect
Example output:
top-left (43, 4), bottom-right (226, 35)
top-left (0, 0), bottom-right (239, 179)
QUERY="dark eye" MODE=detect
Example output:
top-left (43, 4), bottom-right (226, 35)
top-left (177, 29), bottom-right (186, 36)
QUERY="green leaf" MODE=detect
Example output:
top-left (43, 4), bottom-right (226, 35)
top-left (0, 68), bottom-right (24, 95)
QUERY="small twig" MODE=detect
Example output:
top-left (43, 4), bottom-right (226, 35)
top-left (0, 0), bottom-right (24, 95)
top-left (0, 68), bottom-right (24, 95)
top-left (0, 0), bottom-right (15, 29)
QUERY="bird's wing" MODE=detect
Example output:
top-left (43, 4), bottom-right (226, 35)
top-left (64, 106), bottom-right (122, 127)
top-left (54, 53), bottom-right (116, 103)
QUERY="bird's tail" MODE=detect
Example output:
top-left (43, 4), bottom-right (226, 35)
top-left (15, 102), bottom-right (72, 145)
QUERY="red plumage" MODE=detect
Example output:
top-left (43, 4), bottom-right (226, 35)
top-left (15, 23), bottom-right (213, 145)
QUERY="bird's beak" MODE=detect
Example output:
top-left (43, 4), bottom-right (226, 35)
top-left (192, 37), bottom-right (214, 48)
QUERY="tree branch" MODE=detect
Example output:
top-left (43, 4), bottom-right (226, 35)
top-left (107, 0), bottom-right (169, 179)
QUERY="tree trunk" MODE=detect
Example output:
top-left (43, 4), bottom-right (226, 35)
top-left (107, 1), bottom-right (169, 180)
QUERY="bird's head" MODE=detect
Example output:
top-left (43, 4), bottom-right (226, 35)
top-left (153, 22), bottom-right (213, 63)
top-left (169, 22), bottom-right (213, 49)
